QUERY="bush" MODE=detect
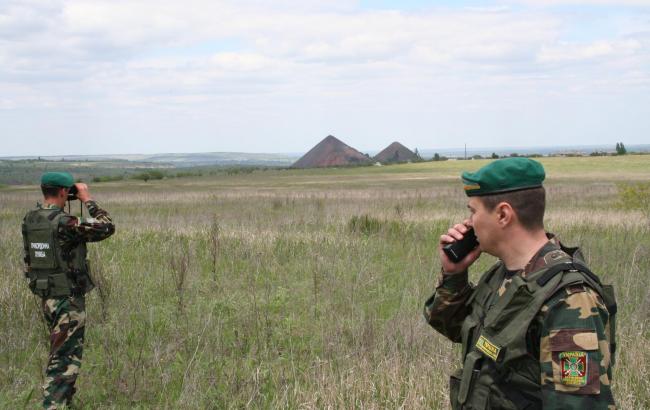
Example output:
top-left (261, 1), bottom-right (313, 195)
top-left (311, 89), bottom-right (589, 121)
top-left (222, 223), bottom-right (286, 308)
top-left (226, 167), bottom-right (258, 176)
top-left (92, 175), bottom-right (125, 183)
top-left (617, 182), bottom-right (650, 223)
top-left (131, 170), bottom-right (165, 182)
top-left (348, 215), bottom-right (383, 235)
top-left (174, 171), bottom-right (203, 178)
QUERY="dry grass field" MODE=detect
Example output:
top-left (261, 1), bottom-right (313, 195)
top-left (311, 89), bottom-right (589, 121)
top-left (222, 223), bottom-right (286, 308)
top-left (1, 156), bottom-right (649, 409)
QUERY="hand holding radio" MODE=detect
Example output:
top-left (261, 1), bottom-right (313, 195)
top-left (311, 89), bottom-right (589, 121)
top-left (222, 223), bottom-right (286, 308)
top-left (439, 221), bottom-right (481, 274)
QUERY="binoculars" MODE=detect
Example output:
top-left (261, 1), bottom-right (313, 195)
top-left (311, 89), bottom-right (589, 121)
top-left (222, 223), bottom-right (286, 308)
top-left (67, 185), bottom-right (79, 201)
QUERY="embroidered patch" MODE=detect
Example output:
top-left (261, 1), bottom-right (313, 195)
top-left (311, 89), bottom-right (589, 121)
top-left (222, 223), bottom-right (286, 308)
top-left (475, 335), bottom-right (501, 361)
top-left (559, 351), bottom-right (588, 386)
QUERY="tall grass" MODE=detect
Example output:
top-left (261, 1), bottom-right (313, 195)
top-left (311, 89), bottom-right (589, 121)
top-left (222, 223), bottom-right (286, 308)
top-left (1, 157), bottom-right (649, 408)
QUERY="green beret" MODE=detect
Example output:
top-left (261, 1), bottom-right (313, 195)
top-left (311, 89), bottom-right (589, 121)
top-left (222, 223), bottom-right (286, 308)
top-left (41, 172), bottom-right (74, 188)
top-left (462, 157), bottom-right (545, 197)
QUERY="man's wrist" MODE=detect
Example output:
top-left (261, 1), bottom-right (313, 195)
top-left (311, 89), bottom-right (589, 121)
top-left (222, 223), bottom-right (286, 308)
top-left (439, 268), bottom-right (469, 291)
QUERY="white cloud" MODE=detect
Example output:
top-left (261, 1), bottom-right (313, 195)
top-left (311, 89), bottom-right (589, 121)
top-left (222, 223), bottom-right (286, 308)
top-left (0, 0), bottom-right (649, 154)
top-left (509, 0), bottom-right (650, 6)
top-left (537, 38), bottom-right (642, 62)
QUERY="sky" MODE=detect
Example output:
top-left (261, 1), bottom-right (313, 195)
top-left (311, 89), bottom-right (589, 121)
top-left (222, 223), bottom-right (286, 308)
top-left (0, 0), bottom-right (649, 156)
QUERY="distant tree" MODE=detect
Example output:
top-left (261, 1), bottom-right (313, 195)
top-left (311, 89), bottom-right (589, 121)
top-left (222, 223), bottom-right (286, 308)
top-left (413, 148), bottom-right (422, 161)
top-left (472, 154), bottom-right (483, 160)
top-left (616, 142), bottom-right (627, 155)
top-left (148, 170), bottom-right (165, 180)
top-left (433, 153), bottom-right (441, 161)
top-left (510, 153), bottom-right (519, 157)
top-left (491, 152), bottom-right (499, 159)
top-left (131, 170), bottom-right (164, 182)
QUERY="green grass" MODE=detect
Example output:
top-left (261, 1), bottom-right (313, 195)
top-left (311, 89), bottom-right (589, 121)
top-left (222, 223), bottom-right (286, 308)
top-left (0, 156), bottom-right (649, 408)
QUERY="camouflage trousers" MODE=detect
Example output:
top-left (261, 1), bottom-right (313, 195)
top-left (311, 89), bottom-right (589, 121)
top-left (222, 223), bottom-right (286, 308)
top-left (41, 295), bottom-right (86, 410)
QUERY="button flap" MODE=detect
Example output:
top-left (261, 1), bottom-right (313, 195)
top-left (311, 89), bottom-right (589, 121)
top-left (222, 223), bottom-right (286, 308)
top-left (549, 328), bottom-right (598, 351)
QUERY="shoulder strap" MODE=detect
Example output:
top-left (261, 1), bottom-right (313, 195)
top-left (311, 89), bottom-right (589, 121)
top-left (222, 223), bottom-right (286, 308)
top-left (536, 259), bottom-right (615, 316)
top-left (47, 209), bottom-right (64, 221)
top-left (466, 261), bottom-right (503, 307)
top-left (536, 261), bottom-right (602, 288)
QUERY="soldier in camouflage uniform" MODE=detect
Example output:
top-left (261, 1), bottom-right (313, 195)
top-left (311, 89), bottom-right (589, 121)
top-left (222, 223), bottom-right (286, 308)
top-left (424, 158), bottom-right (616, 409)
top-left (22, 172), bottom-right (115, 409)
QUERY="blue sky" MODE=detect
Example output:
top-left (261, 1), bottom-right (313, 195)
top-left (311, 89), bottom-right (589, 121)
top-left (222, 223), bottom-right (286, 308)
top-left (0, 0), bottom-right (648, 156)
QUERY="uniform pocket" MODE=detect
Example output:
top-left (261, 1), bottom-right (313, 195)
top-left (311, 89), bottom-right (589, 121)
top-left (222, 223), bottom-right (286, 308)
top-left (27, 228), bottom-right (59, 269)
top-left (49, 273), bottom-right (72, 297)
top-left (28, 278), bottom-right (50, 297)
top-left (548, 328), bottom-right (600, 395)
top-left (449, 369), bottom-right (462, 410)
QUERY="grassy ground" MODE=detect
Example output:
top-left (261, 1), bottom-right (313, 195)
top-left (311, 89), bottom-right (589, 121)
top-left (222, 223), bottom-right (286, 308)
top-left (1, 157), bottom-right (649, 409)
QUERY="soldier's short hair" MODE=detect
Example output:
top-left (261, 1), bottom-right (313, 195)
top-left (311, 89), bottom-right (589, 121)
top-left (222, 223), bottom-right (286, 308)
top-left (41, 184), bottom-right (64, 198)
top-left (479, 186), bottom-right (545, 230)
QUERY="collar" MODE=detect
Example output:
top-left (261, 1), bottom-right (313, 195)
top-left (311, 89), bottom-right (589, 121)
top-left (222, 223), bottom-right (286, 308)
top-left (38, 202), bottom-right (63, 210)
top-left (518, 233), bottom-right (568, 277)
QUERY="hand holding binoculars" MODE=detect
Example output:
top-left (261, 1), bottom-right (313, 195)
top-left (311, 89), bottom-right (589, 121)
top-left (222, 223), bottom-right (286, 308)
top-left (67, 184), bottom-right (79, 201)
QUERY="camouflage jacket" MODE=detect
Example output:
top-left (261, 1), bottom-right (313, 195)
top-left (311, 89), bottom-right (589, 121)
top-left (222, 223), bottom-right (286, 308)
top-left (30, 201), bottom-right (115, 254)
top-left (424, 237), bottom-right (616, 409)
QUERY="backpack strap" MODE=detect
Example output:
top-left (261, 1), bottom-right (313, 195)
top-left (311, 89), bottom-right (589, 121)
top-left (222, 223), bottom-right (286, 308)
top-left (47, 209), bottom-right (64, 221)
top-left (536, 261), bottom-right (602, 287)
top-left (536, 260), bottom-right (615, 316)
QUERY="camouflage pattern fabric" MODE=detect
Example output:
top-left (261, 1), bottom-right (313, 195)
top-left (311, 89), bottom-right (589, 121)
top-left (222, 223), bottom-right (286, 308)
top-left (51, 200), bottom-right (115, 244)
top-left (424, 236), bottom-right (616, 409)
top-left (34, 201), bottom-right (113, 408)
top-left (539, 284), bottom-right (615, 408)
top-left (41, 295), bottom-right (85, 410)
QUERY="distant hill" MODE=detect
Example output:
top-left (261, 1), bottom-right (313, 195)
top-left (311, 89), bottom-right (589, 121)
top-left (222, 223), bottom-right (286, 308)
top-left (292, 135), bottom-right (372, 168)
top-left (374, 142), bottom-right (418, 163)
top-left (140, 152), bottom-right (297, 167)
top-left (0, 152), bottom-right (298, 167)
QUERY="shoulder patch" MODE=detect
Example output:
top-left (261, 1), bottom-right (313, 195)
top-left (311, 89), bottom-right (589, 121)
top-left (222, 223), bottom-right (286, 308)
top-left (548, 329), bottom-right (601, 394)
top-left (559, 351), bottom-right (588, 386)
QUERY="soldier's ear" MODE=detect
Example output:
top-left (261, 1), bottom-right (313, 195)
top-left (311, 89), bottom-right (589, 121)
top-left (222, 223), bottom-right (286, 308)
top-left (495, 202), bottom-right (514, 227)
